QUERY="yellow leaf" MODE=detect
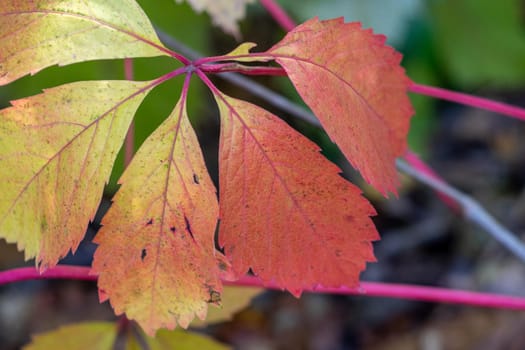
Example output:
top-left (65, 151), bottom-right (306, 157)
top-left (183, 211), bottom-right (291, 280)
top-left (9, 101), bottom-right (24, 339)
top-left (24, 322), bottom-right (117, 350)
top-left (220, 42), bottom-right (271, 63)
top-left (0, 80), bottom-right (153, 268)
top-left (225, 42), bottom-right (258, 57)
top-left (191, 286), bottom-right (263, 326)
top-left (93, 93), bottom-right (223, 335)
top-left (0, 0), bottom-right (168, 85)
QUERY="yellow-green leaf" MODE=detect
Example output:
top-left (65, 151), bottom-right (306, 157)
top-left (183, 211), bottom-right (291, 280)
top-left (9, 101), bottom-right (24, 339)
top-left (93, 94), bottom-right (223, 336)
top-left (0, 80), bottom-right (153, 268)
top-left (0, 0), bottom-right (168, 85)
top-left (225, 42), bottom-right (257, 57)
top-left (24, 322), bottom-right (117, 350)
top-left (127, 329), bottom-right (229, 350)
top-left (191, 286), bottom-right (263, 326)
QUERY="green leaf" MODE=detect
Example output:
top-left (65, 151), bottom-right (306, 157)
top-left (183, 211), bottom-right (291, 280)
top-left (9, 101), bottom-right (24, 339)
top-left (24, 322), bottom-right (117, 350)
top-left (128, 328), bottom-right (230, 350)
top-left (191, 286), bottom-right (263, 326)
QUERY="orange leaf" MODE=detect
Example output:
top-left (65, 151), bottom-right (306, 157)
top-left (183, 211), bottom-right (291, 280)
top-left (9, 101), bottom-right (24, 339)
top-left (267, 17), bottom-right (413, 195)
top-left (92, 94), bottom-right (223, 336)
top-left (214, 92), bottom-right (378, 296)
top-left (0, 81), bottom-right (152, 268)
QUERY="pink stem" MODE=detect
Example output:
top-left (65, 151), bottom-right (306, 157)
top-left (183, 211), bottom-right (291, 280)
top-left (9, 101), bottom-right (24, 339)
top-left (410, 82), bottom-right (525, 121)
top-left (124, 58), bottom-right (135, 167)
top-left (2, 266), bottom-right (525, 310)
top-left (0, 266), bottom-right (95, 284)
top-left (230, 276), bottom-right (525, 310)
top-left (259, 0), bottom-right (296, 31)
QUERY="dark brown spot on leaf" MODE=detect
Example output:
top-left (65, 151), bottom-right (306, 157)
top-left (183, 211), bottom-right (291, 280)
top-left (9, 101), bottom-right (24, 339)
top-left (141, 249), bottom-right (147, 261)
top-left (218, 260), bottom-right (228, 271)
top-left (193, 173), bottom-right (200, 184)
top-left (146, 218), bottom-right (153, 226)
top-left (207, 290), bottom-right (221, 304)
top-left (170, 226), bottom-right (176, 233)
top-left (184, 215), bottom-right (195, 241)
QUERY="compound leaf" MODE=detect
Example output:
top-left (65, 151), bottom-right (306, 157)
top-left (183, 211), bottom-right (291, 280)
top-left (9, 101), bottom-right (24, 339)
top-left (93, 94), bottom-right (223, 336)
top-left (0, 80), bottom-right (153, 268)
top-left (214, 92), bottom-right (378, 296)
top-left (24, 322), bottom-right (117, 350)
top-left (0, 0), bottom-right (168, 85)
top-left (267, 17), bottom-right (413, 195)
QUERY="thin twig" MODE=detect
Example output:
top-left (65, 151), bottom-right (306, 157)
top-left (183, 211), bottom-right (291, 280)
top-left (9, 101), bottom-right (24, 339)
top-left (2, 266), bottom-right (525, 310)
top-left (397, 158), bottom-right (525, 262)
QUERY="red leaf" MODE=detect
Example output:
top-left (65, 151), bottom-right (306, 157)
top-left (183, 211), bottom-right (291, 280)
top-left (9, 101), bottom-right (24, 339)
top-left (267, 17), bottom-right (413, 195)
top-left (214, 92), bottom-right (378, 296)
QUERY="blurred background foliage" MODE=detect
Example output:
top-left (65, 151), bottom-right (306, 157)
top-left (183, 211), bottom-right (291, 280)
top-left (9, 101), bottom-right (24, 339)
top-left (1, 0), bottom-right (525, 349)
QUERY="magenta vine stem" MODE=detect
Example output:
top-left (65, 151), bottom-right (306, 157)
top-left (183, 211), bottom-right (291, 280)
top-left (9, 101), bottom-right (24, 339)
top-left (2, 265), bottom-right (525, 311)
top-left (259, 0), bottom-right (296, 31)
top-left (409, 83), bottom-right (525, 122)
top-left (233, 276), bottom-right (525, 310)
top-left (124, 58), bottom-right (135, 167)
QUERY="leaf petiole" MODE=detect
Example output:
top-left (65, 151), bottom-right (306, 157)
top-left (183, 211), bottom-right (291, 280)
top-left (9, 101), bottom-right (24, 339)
top-left (199, 63), bottom-right (286, 76)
